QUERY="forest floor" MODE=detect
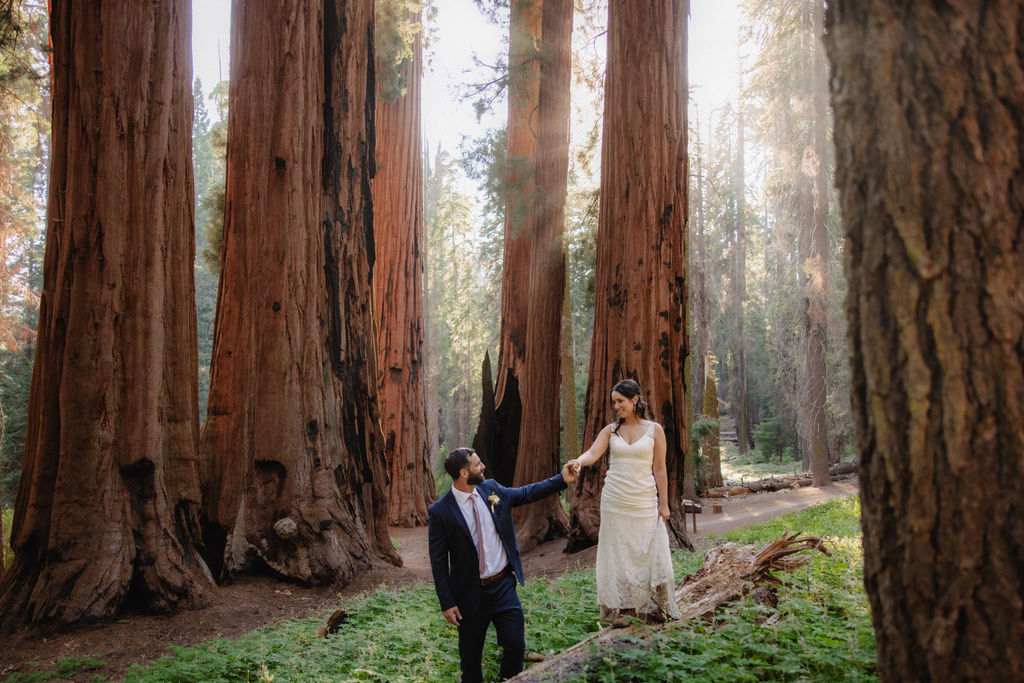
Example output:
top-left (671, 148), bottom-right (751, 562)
top-left (0, 477), bottom-right (857, 682)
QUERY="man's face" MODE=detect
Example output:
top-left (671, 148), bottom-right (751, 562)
top-left (464, 454), bottom-right (486, 485)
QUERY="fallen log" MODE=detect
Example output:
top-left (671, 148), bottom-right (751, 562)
top-left (712, 464), bottom-right (855, 496)
top-left (511, 533), bottom-right (831, 681)
top-left (829, 461), bottom-right (857, 477)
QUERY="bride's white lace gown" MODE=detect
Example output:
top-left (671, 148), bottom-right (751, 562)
top-left (596, 421), bottom-right (681, 621)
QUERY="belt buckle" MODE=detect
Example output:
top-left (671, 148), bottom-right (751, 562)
top-left (481, 565), bottom-right (507, 586)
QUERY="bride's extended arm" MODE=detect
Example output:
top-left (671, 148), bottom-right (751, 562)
top-left (652, 424), bottom-right (670, 520)
top-left (567, 425), bottom-right (612, 471)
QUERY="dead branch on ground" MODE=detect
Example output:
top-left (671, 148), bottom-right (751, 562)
top-left (511, 533), bottom-right (831, 681)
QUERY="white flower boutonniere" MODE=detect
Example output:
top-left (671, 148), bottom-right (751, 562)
top-left (488, 494), bottom-right (500, 512)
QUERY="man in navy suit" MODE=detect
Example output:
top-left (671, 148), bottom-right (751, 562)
top-left (428, 447), bottom-right (577, 682)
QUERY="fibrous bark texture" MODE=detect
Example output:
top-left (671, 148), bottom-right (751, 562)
top-left (827, 2), bottom-right (1024, 679)
top-left (200, 0), bottom-right (398, 586)
top-left (373, 15), bottom-right (435, 527)
top-left (0, 0), bottom-right (213, 629)
top-left (512, 0), bottom-right (572, 552)
top-left (805, 0), bottom-right (830, 487)
top-left (567, 0), bottom-right (691, 551)
top-left (471, 0), bottom-right (541, 484)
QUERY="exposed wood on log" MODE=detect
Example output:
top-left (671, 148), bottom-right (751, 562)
top-left (512, 534), bottom-right (830, 681)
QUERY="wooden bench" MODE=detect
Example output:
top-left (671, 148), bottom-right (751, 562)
top-left (682, 500), bottom-right (702, 533)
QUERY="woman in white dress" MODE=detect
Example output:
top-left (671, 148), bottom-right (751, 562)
top-left (567, 379), bottom-right (681, 627)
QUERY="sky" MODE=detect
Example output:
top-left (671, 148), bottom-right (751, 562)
top-left (190, 0), bottom-right (741, 157)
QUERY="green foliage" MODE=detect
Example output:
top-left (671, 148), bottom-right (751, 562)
top-left (425, 149), bottom-right (500, 450)
top-left (192, 78), bottom-right (228, 416)
top-left (565, 498), bottom-right (874, 682)
top-left (753, 415), bottom-right (786, 463)
top-left (692, 418), bottom-right (720, 443)
top-left (375, 0), bottom-right (424, 101)
top-left (3, 655), bottom-right (107, 683)
top-left (117, 499), bottom-right (872, 683)
top-left (0, 0), bottom-right (47, 510)
top-left (1, 344), bottom-right (33, 508)
top-left (122, 573), bottom-right (600, 683)
top-left (721, 444), bottom-right (803, 481)
top-left (2, 506), bottom-right (12, 569)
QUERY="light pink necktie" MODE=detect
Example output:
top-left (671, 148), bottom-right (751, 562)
top-left (470, 493), bottom-right (486, 575)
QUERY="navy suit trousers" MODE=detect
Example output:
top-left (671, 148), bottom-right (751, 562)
top-left (457, 571), bottom-right (525, 683)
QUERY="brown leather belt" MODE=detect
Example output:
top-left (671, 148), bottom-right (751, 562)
top-left (480, 565), bottom-right (509, 587)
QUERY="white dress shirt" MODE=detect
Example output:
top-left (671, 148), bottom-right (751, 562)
top-left (452, 486), bottom-right (509, 579)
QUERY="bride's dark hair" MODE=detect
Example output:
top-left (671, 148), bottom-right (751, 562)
top-left (611, 379), bottom-right (648, 434)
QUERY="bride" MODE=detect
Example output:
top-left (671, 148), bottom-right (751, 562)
top-left (567, 379), bottom-right (681, 627)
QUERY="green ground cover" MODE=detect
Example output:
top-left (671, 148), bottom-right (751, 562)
top-left (4, 497), bottom-right (874, 682)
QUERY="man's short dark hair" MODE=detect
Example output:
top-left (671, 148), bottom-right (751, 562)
top-left (444, 448), bottom-right (475, 480)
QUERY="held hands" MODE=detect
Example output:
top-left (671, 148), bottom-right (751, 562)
top-left (443, 605), bottom-right (462, 627)
top-left (562, 460), bottom-right (582, 483)
top-left (658, 501), bottom-right (670, 521)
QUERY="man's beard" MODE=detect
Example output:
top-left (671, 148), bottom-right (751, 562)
top-left (467, 471), bottom-right (485, 485)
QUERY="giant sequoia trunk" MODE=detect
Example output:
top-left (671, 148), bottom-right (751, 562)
top-left (827, 3), bottom-right (1024, 679)
top-left (0, 0), bottom-right (213, 628)
top-left (805, 0), bottom-right (830, 487)
top-left (200, 0), bottom-right (398, 585)
top-left (567, 0), bottom-right (691, 551)
top-left (373, 14), bottom-right (435, 527)
top-left (471, 0), bottom-right (541, 485)
top-left (512, 0), bottom-right (572, 552)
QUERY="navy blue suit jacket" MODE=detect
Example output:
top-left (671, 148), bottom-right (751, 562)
top-left (427, 474), bottom-right (567, 617)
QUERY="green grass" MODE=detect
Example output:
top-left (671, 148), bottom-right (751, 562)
top-left (117, 572), bottom-right (600, 683)
top-left (3, 655), bottom-right (107, 683)
top-left (55, 497), bottom-right (872, 683)
top-left (567, 497), bottom-right (875, 682)
top-left (719, 444), bottom-right (809, 482)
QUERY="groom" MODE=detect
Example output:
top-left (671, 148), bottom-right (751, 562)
top-left (428, 448), bottom-right (577, 682)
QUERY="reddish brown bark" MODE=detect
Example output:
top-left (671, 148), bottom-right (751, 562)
top-left (512, 0), bottom-right (572, 551)
top-left (805, 0), bottom-right (830, 487)
top-left (373, 15), bottom-right (434, 527)
top-left (827, 2), bottom-right (1024, 679)
top-left (0, 0), bottom-right (212, 629)
top-left (567, 0), bottom-right (691, 551)
top-left (200, 0), bottom-right (398, 585)
top-left (471, 0), bottom-right (541, 484)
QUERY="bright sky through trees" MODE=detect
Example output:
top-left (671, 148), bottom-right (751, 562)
top-left (190, 1), bottom-right (740, 154)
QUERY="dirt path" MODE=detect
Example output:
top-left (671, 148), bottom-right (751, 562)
top-left (392, 478), bottom-right (857, 580)
top-left (0, 480), bottom-right (857, 681)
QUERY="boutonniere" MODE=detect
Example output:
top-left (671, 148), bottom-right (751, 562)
top-left (488, 494), bottom-right (500, 512)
